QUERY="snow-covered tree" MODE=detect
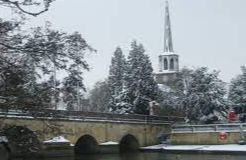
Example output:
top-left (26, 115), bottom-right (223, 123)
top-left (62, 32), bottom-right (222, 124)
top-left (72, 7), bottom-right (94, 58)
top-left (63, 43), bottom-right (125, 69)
top-left (157, 86), bottom-right (184, 116)
top-left (157, 67), bottom-right (227, 123)
top-left (108, 47), bottom-right (126, 111)
top-left (229, 66), bottom-right (246, 106)
top-left (109, 85), bottom-right (133, 114)
top-left (0, 19), bottom-right (93, 109)
top-left (157, 67), bottom-right (190, 116)
top-left (183, 67), bottom-right (227, 123)
top-left (34, 77), bottom-right (60, 108)
top-left (124, 41), bottom-right (158, 114)
top-left (89, 80), bottom-right (111, 112)
top-left (62, 72), bottom-right (85, 111)
top-left (0, 63), bottom-right (29, 107)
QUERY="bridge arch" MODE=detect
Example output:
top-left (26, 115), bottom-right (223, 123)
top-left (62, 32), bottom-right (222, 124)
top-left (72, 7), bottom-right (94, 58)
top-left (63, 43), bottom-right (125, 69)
top-left (119, 134), bottom-right (139, 153)
top-left (74, 134), bottom-right (99, 154)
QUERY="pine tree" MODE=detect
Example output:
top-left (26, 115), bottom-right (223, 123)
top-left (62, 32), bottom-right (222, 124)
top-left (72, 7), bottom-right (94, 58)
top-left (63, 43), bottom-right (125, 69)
top-left (113, 86), bottom-right (133, 114)
top-left (183, 67), bottom-right (227, 123)
top-left (89, 80), bottom-right (111, 112)
top-left (157, 67), bottom-right (227, 123)
top-left (124, 41), bottom-right (158, 114)
top-left (108, 47), bottom-right (126, 111)
top-left (62, 72), bottom-right (85, 111)
top-left (229, 66), bottom-right (246, 106)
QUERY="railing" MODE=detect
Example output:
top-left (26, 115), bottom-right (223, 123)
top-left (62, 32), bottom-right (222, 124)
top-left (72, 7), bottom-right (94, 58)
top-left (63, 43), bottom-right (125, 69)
top-left (172, 123), bottom-right (246, 133)
top-left (0, 108), bottom-right (185, 124)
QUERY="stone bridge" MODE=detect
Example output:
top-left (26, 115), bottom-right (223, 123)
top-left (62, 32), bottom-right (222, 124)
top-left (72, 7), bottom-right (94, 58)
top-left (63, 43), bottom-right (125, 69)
top-left (0, 109), bottom-right (184, 154)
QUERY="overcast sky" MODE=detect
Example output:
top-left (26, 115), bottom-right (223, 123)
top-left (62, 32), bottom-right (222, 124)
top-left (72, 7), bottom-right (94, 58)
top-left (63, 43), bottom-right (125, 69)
top-left (1, 0), bottom-right (246, 89)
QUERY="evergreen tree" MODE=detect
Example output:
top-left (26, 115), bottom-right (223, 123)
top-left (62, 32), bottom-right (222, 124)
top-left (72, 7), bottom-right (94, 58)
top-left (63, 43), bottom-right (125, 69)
top-left (110, 85), bottom-right (133, 114)
top-left (89, 80), bottom-right (111, 112)
top-left (124, 41), bottom-right (158, 114)
top-left (157, 67), bottom-right (189, 117)
top-left (108, 47), bottom-right (126, 111)
top-left (183, 67), bottom-right (227, 123)
top-left (62, 72), bottom-right (85, 111)
top-left (157, 67), bottom-right (227, 123)
top-left (229, 66), bottom-right (246, 106)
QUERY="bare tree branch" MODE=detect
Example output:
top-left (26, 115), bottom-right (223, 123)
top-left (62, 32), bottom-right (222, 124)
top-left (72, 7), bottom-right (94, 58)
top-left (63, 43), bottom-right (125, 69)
top-left (0, 0), bottom-right (54, 16)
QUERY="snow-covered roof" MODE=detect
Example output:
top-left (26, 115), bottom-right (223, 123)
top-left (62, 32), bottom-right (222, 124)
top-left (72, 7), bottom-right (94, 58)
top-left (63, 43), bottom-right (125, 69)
top-left (155, 70), bottom-right (178, 74)
top-left (158, 84), bottom-right (172, 92)
top-left (158, 52), bottom-right (179, 56)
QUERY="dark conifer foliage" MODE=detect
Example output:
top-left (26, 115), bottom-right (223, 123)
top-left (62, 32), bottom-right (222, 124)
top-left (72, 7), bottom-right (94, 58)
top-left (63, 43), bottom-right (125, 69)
top-left (107, 41), bottom-right (158, 114)
top-left (158, 67), bottom-right (227, 123)
top-left (89, 80), bottom-right (111, 112)
top-left (125, 41), bottom-right (158, 114)
top-left (229, 66), bottom-right (246, 106)
top-left (108, 47), bottom-right (127, 112)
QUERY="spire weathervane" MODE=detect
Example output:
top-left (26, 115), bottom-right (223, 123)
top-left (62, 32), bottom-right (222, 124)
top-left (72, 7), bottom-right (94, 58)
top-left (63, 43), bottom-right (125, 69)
top-left (164, 1), bottom-right (174, 52)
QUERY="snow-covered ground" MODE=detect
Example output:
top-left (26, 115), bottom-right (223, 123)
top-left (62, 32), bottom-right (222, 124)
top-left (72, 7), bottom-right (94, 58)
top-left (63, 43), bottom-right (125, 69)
top-left (142, 144), bottom-right (246, 152)
top-left (43, 136), bottom-right (70, 144)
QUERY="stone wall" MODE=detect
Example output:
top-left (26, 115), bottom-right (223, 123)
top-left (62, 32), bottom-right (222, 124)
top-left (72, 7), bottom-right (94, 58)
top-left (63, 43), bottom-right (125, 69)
top-left (171, 132), bottom-right (241, 145)
top-left (0, 117), bottom-right (171, 147)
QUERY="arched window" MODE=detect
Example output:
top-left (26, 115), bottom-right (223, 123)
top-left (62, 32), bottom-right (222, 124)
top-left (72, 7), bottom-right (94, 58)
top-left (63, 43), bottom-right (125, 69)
top-left (170, 58), bottom-right (174, 70)
top-left (176, 58), bottom-right (179, 70)
top-left (164, 58), bottom-right (168, 70)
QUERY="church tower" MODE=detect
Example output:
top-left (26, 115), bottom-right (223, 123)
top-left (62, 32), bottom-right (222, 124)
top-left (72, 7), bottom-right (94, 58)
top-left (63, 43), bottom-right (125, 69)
top-left (155, 1), bottom-right (179, 86)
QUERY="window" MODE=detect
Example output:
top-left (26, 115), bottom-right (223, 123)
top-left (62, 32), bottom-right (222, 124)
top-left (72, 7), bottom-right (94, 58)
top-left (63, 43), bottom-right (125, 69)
top-left (170, 58), bottom-right (174, 70)
top-left (164, 58), bottom-right (168, 70)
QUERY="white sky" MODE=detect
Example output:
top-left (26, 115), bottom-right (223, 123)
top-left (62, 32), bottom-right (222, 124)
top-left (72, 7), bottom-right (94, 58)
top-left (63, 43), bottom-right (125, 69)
top-left (1, 0), bottom-right (246, 89)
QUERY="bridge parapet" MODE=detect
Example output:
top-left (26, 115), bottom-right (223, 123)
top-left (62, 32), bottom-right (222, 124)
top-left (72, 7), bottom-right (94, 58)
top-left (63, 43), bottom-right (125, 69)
top-left (0, 108), bottom-right (184, 124)
top-left (172, 123), bottom-right (246, 133)
top-left (171, 123), bottom-right (246, 145)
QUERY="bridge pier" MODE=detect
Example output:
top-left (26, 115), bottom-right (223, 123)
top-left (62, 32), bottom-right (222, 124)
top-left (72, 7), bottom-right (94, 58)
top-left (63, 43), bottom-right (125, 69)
top-left (0, 143), bottom-right (10, 160)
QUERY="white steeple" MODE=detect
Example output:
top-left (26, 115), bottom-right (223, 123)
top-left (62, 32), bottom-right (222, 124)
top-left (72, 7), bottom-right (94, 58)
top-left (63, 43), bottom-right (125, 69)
top-left (164, 1), bottom-right (173, 52)
top-left (158, 1), bottom-right (179, 73)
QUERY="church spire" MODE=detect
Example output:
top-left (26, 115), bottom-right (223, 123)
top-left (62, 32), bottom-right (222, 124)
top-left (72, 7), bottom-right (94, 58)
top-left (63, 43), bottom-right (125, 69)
top-left (164, 1), bottom-right (174, 52)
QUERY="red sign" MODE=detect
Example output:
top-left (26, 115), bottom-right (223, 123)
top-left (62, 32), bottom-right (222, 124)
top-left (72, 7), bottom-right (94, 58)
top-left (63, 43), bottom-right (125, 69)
top-left (228, 110), bottom-right (237, 122)
top-left (219, 132), bottom-right (227, 140)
